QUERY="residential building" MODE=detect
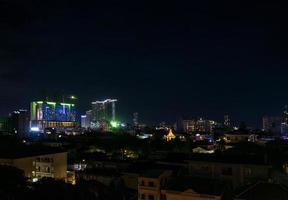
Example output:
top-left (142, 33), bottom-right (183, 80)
top-left (161, 177), bottom-right (225, 200)
top-left (187, 157), bottom-right (271, 188)
top-left (0, 145), bottom-right (67, 182)
top-left (138, 169), bottom-right (172, 200)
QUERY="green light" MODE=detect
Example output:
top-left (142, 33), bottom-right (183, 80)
top-left (60, 103), bottom-right (73, 106)
top-left (37, 101), bottom-right (43, 104)
top-left (31, 102), bottom-right (37, 120)
top-left (46, 102), bottom-right (56, 106)
top-left (110, 121), bottom-right (119, 128)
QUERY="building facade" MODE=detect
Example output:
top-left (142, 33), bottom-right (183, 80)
top-left (138, 169), bottom-right (172, 200)
top-left (10, 109), bottom-right (30, 138)
top-left (177, 118), bottom-right (217, 133)
top-left (0, 150), bottom-right (67, 182)
top-left (30, 101), bottom-right (76, 131)
top-left (187, 160), bottom-right (271, 188)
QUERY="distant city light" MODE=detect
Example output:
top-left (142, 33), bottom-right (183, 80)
top-left (110, 120), bottom-right (120, 128)
top-left (30, 127), bottom-right (40, 132)
top-left (47, 102), bottom-right (56, 106)
top-left (32, 178), bottom-right (38, 182)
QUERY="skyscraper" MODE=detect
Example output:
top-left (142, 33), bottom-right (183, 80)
top-left (281, 105), bottom-right (288, 136)
top-left (133, 112), bottom-right (139, 126)
top-left (263, 115), bottom-right (282, 135)
top-left (224, 114), bottom-right (231, 127)
top-left (81, 110), bottom-right (92, 129)
top-left (176, 117), bottom-right (217, 133)
top-left (30, 101), bottom-right (76, 132)
top-left (91, 99), bottom-right (117, 122)
top-left (10, 109), bottom-right (30, 138)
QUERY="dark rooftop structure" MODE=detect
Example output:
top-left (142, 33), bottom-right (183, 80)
top-left (159, 152), bottom-right (269, 166)
top-left (236, 182), bottom-right (288, 200)
top-left (124, 161), bottom-right (183, 177)
top-left (187, 153), bottom-right (269, 165)
top-left (0, 144), bottom-right (66, 159)
top-left (141, 169), bottom-right (168, 178)
top-left (164, 176), bottom-right (227, 196)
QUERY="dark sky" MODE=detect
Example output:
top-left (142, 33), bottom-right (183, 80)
top-left (0, 0), bottom-right (288, 127)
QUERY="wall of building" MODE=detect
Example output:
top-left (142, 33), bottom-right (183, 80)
top-left (138, 171), bottom-right (172, 200)
top-left (0, 152), bottom-right (67, 181)
top-left (162, 190), bottom-right (221, 200)
top-left (188, 161), bottom-right (271, 188)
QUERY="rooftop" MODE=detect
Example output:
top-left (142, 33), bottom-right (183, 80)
top-left (236, 182), bottom-right (288, 200)
top-left (0, 144), bottom-right (66, 159)
top-left (164, 176), bottom-right (226, 196)
top-left (141, 169), bottom-right (167, 178)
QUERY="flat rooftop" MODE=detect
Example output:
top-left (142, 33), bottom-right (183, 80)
top-left (0, 144), bottom-right (66, 159)
top-left (141, 169), bottom-right (167, 178)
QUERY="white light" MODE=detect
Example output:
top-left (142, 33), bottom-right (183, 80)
top-left (31, 127), bottom-right (40, 132)
top-left (32, 178), bottom-right (38, 182)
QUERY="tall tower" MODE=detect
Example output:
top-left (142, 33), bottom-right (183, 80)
top-left (91, 99), bottom-right (118, 123)
top-left (133, 112), bottom-right (139, 126)
top-left (224, 114), bottom-right (231, 127)
top-left (281, 105), bottom-right (288, 135)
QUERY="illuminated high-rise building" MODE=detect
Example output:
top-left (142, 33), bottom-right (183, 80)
top-left (281, 105), bottom-right (288, 135)
top-left (81, 110), bottom-right (92, 129)
top-left (176, 117), bottom-right (217, 133)
top-left (133, 112), bottom-right (139, 126)
top-left (30, 101), bottom-right (76, 132)
top-left (224, 114), bottom-right (231, 127)
top-left (91, 99), bottom-right (117, 127)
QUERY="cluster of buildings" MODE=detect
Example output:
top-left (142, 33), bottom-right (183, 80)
top-left (262, 106), bottom-right (288, 136)
top-left (81, 99), bottom-right (119, 131)
top-left (0, 109), bottom-right (30, 138)
top-left (175, 117), bottom-right (221, 133)
top-left (0, 97), bottom-right (122, 137)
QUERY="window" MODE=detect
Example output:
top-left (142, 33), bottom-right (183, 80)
top-left (141, 194), bottom-right (145, 200)
top-left (148, 181), bottom-right (154, 187)
top-left (244, 168), bottom-right (252, 176)
top-left (148, 195), bottom-right (154, 200)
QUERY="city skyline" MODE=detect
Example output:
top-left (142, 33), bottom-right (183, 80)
top-left (1, 1), bottom-right (288, 127)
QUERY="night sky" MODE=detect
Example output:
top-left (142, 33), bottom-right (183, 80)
top-left (1, 1), bottom-right (288, 127)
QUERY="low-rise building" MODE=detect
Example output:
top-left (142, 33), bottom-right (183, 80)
top-left (187, 156), bottom-right (271, 188)
top-left (161, 177), bottom-right (226, 200)
top-left (0, 145), bottom-right (67, 182)
top-left (235, 182), bottom-right (288, 200)
top-left (138, 169), bottom-right (172, 200)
